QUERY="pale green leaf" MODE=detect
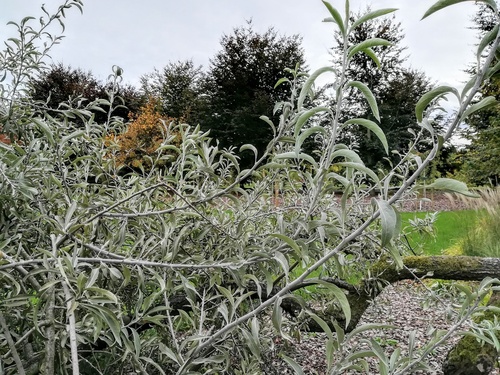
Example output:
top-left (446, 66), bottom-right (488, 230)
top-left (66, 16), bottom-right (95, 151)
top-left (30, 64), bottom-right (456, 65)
top-left (298, 67), bottom-right (336, 110)
top-left (272, 298), bottom-right (283, 333)
top-left (296, 126), bottom-right (327, 153)
top-left (240, 326), bottom-right (261, 357)
top-left (477, 24), bottom-right (499, 61)
top-left (334, 162), bottom-right (380, 184)
top-left (61, 130), bottom-right (85, 146)
top-left (415, 86), bottom-right (459, 122)
top-left (270, 233), bottom-right (301, 254)
top-left (461, 76), bottom-right (477, 100)
top-left (282, 354), bottom-right (305, 375)
top-left (315, 279), bottom-right (351, 328)
top-left (461, 96), bottom-right (497, 121)
top-left (274, 77), bottom-right (290, 89)
top-left (363, 47), bottom-right (381, 68)
top-left (86, 287), bottom-right (118, 304)
top-left (426, 178), bottom-right (480, 198)
top-left (322, 1), bottom-right (346, 37)
top-left (422, 0), bottom-right (497, 20)
top-left (329, 149), bottom-right (363, 164)
top-left (373, 199), bottom-right (400, 247)
top-left (346, 81), bottom-right (380, 121)
top-left (294, 106), bottom-right (330, 136)
top-left (307, 311), bottom-right (333, 339)
top-left (32, 118), bottom-right (55, 146)
top-left (348, 38), bottom-right (391, 60)
top-left (259, 115), bottom-right (276, 135)
top-left (240, 144), bottom-right (258, 161)
top-left (274, 151), bottom-right (318, 168)
top-left (351, 8), bottom-right (398, 30)
top-left (343, 118), bottom-right (387, 153)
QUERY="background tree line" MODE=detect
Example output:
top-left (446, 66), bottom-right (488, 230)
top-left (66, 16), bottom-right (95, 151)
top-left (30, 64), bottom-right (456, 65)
top-left (25, 6), bottom-right (500, 187)
top-left (28, 15), bottom-right (448, 176)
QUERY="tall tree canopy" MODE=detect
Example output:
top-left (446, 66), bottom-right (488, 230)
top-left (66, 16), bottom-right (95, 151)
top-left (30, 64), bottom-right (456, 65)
top-left (331, 12), bottom-right (436, 168)
top-left (201, 22), bottom-right (306, 168)
top-left (30, 63), bottom-right (143, 123)
top-left (459, 5), bottom-right (500, 185)
top-left (140, 60), bottom-right (205, 125)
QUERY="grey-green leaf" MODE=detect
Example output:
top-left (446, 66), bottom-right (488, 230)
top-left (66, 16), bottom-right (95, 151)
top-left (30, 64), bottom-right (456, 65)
top-left (347, 81), bottom-right (380, 121)
top-left (282, 354), bottom-right (306, 375)
top-left (373, 199), bottom-right (400, 247)
top-left (298, 67), bottom-right (336, 111)
top-left (461, 96), bottom-right (497, 121)
top-left (415, 86), bottom-right (459, 122)
top-left (334, 162), bottom-right (380, 184)
top-left (426, 178), bottom-right (480, 198)
top-left (294, 106), bottom-right (330, 136)
top-left (351, 8), bottom-right (398, 31)
top-left (322, 1), bottom-right (346, 37)
top-left (422, 0), bottom-right (497, 20)
top-left (315, 279), bottom-right (351, 328)
top-left (363, 47), bottom-right (382, 68)
top-left (477, 24), bottom-right (499, 61)
top-left (348, 38), bottom-right (391, 60)
top-left (343, 118), bottom-right (387, 153)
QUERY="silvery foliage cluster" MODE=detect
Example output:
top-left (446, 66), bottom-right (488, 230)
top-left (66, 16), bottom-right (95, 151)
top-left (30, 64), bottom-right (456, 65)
top-left (0, 0), bottom-right (499, 374)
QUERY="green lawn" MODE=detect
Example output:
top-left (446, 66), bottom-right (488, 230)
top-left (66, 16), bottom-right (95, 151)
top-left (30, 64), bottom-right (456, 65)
top-left (401, 210), bottom-right (481, 255)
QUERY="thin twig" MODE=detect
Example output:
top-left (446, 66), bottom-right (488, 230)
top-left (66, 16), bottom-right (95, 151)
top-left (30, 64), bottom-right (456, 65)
top-left (0, 310), bottom-right (26, 375)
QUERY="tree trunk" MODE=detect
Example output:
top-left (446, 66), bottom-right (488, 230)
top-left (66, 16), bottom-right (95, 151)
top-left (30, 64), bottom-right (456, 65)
top-left (442, 291), bottom-right (500, 375)
top-left (305, 256), bottom-right (500, 332)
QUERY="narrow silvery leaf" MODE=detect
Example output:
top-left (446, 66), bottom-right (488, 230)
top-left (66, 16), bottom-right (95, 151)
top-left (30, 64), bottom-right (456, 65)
top-left (259, 115), bottom-right (276, 135)
top-left (298, 67), bottom-right (336, 111)
top-left (271, 233), bottom-right (301, 254)
top-left (315, 279), bottom-right (351, 328)
top-left (274, 152), bottom-right (318, 168)
top-left (363, 47), bottom-right (381, 68)
top-left (322, 1), bottom-right (346, 37)
top-left (294, 106), bottom-right (330, 136)
top-left (274, 77), bottom-right (290, 89)
top-left (296, 126), bottom-right (326, 153)
top-left (477, 24), bottom-right (499, 61)
top-left (348, 38), bottom-right (391, 60)
top-left (351, 8), bottom-right (398, 30)
top-left (415, 86), bottom-right (459, 122)
top-left (307, 311), bottom-right (333, 339)
top-left (426, 178), bottom-right (480, 198)
top-left (329, 149), bottom-right (363, 164)
top-left (343, 118), bottom-right (387, 153)
top-left (461, 76), bottom-right (477, 100)
top-left (334, 162), bottom-right (380, 184)
top-left (282, 354), bottom-right (306, 375)
top-left (422, 0), bottom-right (497, 20)
top-left (373, 199), bottom-right (400, 247)
top-left (485, 60), bottom-right (500, 81)
top-left (240, 144), bottom-right (258, 163)
top-left (346, 81), bottom-right (380, 121)
top-left (461, 96), bottom-right (497, 121)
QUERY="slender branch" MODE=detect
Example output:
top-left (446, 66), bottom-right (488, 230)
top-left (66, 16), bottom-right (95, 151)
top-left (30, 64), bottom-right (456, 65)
top-left (0, 310), bottom-right (26, 375)
top-left (62, 282), bottom-right (80, 375)
top-left (0, 255), bottom-right (261, 271)
top-left (82, 182), bottom-right (166, 225)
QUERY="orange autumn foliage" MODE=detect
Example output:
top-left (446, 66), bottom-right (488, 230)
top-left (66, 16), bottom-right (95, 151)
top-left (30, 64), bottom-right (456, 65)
top-left (108, 98), bottom-right (179, 170)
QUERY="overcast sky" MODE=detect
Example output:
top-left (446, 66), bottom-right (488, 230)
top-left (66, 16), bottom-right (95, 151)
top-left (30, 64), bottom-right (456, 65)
top-left (2, 0), bottom-right (481, 93)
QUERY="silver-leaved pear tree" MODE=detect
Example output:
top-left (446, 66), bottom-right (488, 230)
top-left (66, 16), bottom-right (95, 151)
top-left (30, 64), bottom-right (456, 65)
top-left (1, 0), bottom-right (500, 374)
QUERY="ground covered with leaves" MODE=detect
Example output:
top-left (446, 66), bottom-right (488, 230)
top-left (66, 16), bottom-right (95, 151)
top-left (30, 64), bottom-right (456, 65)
top-left (265, 280), bottom-right (499, 374)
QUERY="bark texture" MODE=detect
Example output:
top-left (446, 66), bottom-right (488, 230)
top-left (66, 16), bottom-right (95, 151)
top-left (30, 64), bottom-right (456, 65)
top-left (442, 291), bottom-right (500, 375)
